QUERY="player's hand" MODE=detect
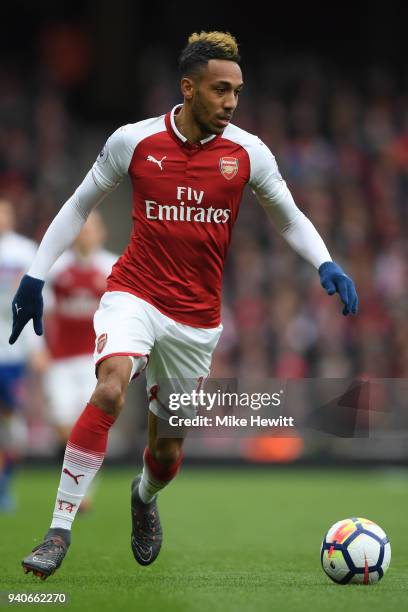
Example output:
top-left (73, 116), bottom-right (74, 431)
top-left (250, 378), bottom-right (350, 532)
top-left (318, 261), bottom-right (358, 316)
top-left (9, 274), bottom-right (45, 344)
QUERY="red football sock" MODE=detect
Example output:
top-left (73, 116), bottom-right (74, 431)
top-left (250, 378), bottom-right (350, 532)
top-left (138, 446), bottom-right (183, 503)
top-left (143, 446), bottom-right (183, 482)
top-left (69, 402), bottom-right (116, 453)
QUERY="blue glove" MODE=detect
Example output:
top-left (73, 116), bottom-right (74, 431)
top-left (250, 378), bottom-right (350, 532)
top-left (318, 261), bottom-right (358, 316)
top-left (9, 274), bottom-right (45, 344)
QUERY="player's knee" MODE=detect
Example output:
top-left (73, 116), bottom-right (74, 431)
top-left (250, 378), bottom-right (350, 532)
top-left (91, 379), bottom-right (126, 416)
top-left (92, 357), bottom-right (131, 415)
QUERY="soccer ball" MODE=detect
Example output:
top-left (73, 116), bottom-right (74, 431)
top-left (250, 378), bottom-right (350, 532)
top-left (321, 517), bottom-right (391, 584)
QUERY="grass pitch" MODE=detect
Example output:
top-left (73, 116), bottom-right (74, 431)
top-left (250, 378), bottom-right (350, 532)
top-left (0, 467), bottom-right (407, 611)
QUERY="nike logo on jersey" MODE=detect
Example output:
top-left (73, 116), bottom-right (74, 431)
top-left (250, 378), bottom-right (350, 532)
top-left (146, 155), bottom-right (166, 170)
top-left (15, 303), bottom-right (22, 314)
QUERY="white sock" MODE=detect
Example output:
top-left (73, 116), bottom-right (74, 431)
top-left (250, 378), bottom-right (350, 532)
top-left (138, 466), bottom-right (163, 504)
top-left (50, 441), bottom-right (104, 530)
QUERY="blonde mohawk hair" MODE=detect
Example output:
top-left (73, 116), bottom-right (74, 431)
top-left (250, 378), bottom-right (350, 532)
top-left (187, 31), bottom-right (239, 57)
top-left (179, 30), bottom-right (240, 77)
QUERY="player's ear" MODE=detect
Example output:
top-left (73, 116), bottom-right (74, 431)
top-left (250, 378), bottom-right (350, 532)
top-left (181, 77), bottom-right (195, 100)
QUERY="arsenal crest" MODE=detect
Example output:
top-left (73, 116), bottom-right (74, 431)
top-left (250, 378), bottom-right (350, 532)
top-left (219, 157), bottom-right (239, 180)
top-left (96, 333), bottom-right (108, 354)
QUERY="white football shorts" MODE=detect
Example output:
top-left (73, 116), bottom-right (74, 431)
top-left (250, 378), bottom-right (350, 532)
top-left (44, 355), bottom-right (97, 427)
top-left (93, 291), bottom-right (223, 420)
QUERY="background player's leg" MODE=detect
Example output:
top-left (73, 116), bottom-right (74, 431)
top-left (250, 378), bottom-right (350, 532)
top-left (44, 359), bottom-right (79, 462)
top-left (0, 364), bottom-right (28, 512)
top-left (137, 411), bottom-right (184, 503)
top-left (0, 415), bottom-right (16, 511)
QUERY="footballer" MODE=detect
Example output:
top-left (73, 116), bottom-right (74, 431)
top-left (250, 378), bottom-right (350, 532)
top-left (9, 31), bottom-right (358, 579)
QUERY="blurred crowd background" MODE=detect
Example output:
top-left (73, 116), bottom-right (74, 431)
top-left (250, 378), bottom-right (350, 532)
top-left (1, 2), bottom-right (407, 469)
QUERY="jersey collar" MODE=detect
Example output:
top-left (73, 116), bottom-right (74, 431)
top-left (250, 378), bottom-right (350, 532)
top-left (167, 104), bottom-right (218, 147)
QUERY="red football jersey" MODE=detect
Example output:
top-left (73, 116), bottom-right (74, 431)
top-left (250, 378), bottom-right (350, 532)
top-left (92, 105), bottom-right (298, 328)
top-left (45, 250), bottom-right (117, 359)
